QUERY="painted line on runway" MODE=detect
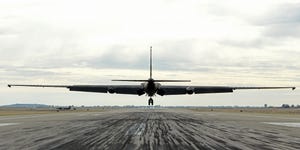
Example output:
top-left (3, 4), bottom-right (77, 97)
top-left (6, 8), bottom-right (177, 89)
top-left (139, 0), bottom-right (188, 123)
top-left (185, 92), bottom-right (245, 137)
top-left (92, 113), bottom-right (103, 116)
top-left (0, 115), bottom-right (42, 121)
top-left (263, 122), bottom-right (300, 128)
top-left (78, 114), bottom-right (89, 116)
top-left (0, 113), bottom-right (67, 120)
top-left (0, 112), bottom-right (95, 121)
top-left (0, 123), bottom-right (19, 127)
top-left (77, 112), bottom-right (104, 117)
top-left (198, 112), bottom-right (300, 120)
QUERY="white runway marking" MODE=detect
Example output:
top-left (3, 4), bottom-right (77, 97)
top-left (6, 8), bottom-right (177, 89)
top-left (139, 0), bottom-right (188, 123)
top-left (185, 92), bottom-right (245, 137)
top-left (0, 113), bottom-right (83, 121)
top-left (0, 115), bottom-right (40, 121)
top-left (92, 114), bottom-right (102, 116)
top-left (0, 123), bottom-right (19, 127)
top-left (203, 112), bottom-right (300, 120)
top-left (263, 122), bottom-right (300, 128)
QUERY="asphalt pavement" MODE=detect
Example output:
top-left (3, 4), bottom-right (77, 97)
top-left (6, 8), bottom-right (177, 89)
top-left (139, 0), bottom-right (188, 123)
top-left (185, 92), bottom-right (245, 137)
top-left (0, 108), bottom-right (300, 150)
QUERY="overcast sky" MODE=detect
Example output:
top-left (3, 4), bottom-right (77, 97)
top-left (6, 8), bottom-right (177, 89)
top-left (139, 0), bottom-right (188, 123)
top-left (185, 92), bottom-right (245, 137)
top-left (0, 0), bottom-right (299, 106)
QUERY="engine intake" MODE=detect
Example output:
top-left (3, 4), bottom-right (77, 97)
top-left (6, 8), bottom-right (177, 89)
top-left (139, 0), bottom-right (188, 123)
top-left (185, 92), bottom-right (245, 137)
top-left (157, 89), bottom-right (165, 96)
top-left (108, 88), bottom-right (115, 94)
top-left (137, 89), bottom-right (145, 96)
top-left (186, 87), bottom-right (194, 95)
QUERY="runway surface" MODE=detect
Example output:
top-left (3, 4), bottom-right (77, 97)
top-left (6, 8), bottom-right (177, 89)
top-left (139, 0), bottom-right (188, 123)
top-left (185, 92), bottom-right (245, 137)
top-left (0, 108), bottom-right (300, 150)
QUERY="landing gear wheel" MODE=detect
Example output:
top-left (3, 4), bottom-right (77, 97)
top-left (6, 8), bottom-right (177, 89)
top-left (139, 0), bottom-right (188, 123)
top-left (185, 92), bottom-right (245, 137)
top-left (148, 98), bottom-right (154, 106)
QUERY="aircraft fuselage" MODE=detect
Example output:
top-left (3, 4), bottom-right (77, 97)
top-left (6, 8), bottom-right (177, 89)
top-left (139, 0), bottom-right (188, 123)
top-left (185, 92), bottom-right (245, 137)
top-left (142, 78), bottom-right (161, 97)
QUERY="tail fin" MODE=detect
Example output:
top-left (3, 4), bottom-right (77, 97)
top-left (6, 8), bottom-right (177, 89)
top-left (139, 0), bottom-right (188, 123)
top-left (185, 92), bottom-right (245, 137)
top-left (111, 46), bottom-right (191, 82)
top-left (150, 46), bottom-right (152, 79)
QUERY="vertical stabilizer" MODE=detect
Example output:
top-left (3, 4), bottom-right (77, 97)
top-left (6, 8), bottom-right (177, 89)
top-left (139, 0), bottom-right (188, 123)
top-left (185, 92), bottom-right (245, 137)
top-left (150, 46), bottom-right (152, 79)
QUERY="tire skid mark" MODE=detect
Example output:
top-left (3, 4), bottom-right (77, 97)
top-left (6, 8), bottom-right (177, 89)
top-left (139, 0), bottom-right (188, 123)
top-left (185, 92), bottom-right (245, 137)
top-left (1, 110), bottom-right (300, 150)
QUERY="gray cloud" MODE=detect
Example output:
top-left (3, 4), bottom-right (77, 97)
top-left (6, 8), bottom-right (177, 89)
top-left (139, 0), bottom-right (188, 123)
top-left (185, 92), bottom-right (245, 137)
top-left (217, 38), bottom-right (278, 49)
top-left (254, 3), bottom-right (300, 38)
top-left (0, 0), bottom-right (299, 106)
top-left (0, 1), bottom-right (297, 74)
top-left (0, 66), bottom-right (70, 84)
top-left (256, 3), bottom-right (300, 25)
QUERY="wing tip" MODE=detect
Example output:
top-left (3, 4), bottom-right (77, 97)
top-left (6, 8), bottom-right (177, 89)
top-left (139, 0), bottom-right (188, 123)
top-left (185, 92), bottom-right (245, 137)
top-left (8, 84), bottom-right (11, 88)
top-left (292, 87), bottom-right (296, 90)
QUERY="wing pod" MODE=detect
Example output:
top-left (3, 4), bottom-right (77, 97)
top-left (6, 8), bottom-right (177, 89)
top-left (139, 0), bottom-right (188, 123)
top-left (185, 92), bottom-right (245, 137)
top-left (194, 86), bottom-right (233, 94)
top-left (69, 85), bottom-right (108, 93)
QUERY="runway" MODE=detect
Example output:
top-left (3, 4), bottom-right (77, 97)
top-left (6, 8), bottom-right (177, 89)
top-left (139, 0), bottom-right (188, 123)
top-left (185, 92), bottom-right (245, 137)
top-left (0, 108), bottom-right (300, 150)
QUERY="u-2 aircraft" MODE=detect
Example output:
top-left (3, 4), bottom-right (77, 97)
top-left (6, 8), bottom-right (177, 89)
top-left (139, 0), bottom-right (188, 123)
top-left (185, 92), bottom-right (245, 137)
top-left (8, 47), bottom-right (295, 105)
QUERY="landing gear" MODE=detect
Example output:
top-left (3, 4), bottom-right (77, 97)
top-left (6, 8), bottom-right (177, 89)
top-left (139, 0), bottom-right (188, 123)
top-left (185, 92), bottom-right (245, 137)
top-left (148, 98), bottom-right (154, 106)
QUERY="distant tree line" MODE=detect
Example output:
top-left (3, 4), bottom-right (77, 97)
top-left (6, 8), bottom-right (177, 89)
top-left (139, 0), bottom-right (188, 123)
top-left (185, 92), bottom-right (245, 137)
top-left (281, 104), bottom-right (300, 108)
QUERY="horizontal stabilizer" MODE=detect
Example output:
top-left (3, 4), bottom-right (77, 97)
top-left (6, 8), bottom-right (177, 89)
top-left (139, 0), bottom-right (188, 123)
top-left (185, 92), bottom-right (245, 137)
top-left (112, 79), bottom-right (191, 82)
top-left (155, 80), bottom-right (191, 82)
top-left (112, 80), bottom-right (149, 82)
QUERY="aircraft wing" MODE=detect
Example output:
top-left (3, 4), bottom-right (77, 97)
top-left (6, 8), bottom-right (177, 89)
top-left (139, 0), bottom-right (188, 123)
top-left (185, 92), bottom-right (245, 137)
top-left (8, 84), bottom-right (295, 96)
top-left (8, 84), bottom-right (145, 95)
top-left (157, 86), bottom-right (296, 95)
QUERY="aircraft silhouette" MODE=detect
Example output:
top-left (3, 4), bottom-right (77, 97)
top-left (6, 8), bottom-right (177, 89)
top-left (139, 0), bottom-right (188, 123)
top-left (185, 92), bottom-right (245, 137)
top-left (56, 106), bottom-right (72, 111)
top-left (8, 47), bottom-right (295, 105)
